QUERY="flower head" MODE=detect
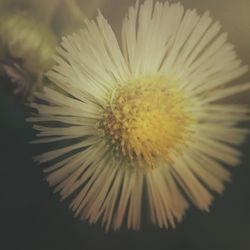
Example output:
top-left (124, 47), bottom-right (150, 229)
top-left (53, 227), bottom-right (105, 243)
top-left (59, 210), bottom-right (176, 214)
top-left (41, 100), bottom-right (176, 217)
top-left (29, 0), bottom-right (250, 231)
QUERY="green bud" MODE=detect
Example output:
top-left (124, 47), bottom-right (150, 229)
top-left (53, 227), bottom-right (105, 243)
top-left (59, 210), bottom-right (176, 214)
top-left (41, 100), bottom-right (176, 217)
top-left (0, 11), bottom-right (57, 74)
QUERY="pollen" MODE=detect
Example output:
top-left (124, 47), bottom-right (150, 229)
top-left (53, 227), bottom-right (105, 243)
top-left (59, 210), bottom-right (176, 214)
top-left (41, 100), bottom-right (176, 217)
top-left (99, 76), bottom-right (193, 168)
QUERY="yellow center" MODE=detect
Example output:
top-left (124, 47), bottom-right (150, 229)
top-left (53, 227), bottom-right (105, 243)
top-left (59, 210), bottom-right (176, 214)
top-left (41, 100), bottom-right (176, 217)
top-left (99, 76), bottom-right (193, 169)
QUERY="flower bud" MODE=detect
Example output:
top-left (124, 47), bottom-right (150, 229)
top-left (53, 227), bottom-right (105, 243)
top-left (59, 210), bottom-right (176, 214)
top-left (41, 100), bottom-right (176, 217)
top-left (0, 11), bottom-right (57, 74)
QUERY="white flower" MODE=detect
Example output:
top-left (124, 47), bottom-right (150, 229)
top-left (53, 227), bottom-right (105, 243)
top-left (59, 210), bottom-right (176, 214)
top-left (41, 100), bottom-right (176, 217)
top-left (29, 0), bottom-right (250, 231)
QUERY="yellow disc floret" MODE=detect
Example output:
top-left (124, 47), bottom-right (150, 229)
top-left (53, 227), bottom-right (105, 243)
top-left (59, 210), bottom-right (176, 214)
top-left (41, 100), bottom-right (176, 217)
top-left (99, 76), bottom-right (193, 169)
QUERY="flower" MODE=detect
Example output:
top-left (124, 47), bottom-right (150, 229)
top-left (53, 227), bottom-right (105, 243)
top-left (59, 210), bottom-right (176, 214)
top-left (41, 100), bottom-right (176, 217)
top-left (0, 11), bottom-right (57, 97)
top-left (29, 0), bottom-right (250, 231)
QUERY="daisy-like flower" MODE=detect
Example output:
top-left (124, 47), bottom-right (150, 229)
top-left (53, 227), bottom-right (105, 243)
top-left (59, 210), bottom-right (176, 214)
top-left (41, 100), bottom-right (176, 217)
top-left (29, 0), bottom-right (250, 231)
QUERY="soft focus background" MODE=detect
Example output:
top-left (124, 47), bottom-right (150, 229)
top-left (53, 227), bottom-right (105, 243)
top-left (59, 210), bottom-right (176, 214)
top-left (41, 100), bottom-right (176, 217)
top-left (0, 0), bottom-right (249, 250)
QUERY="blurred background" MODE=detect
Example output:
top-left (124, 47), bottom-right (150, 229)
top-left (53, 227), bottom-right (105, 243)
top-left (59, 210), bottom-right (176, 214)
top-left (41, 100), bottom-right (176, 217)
top-left (0, 0), bottom-right (249, 249)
